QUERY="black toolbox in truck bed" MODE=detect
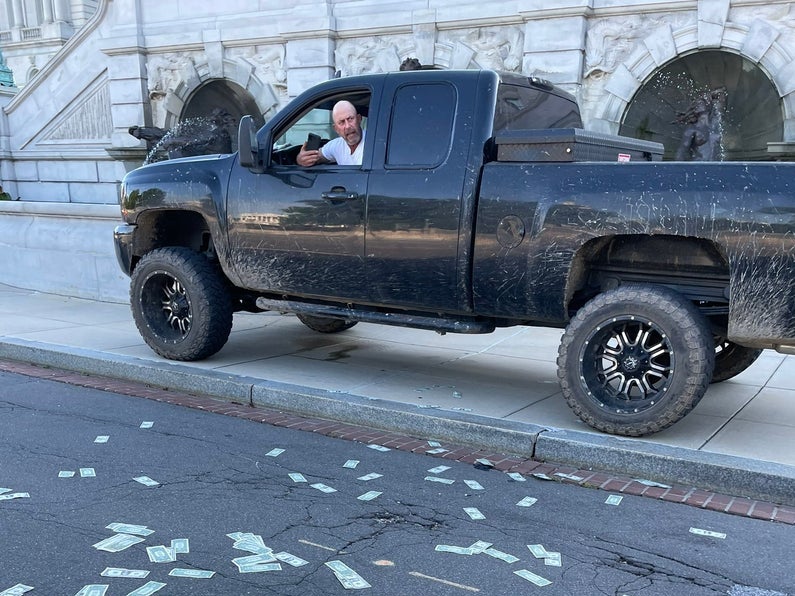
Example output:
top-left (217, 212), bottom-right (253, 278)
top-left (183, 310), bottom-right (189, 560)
top-left (495, 128), bottom-right (664, 162)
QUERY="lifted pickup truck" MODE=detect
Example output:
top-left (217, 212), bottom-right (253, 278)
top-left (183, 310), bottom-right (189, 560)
top-left (114, 69), bottom-right (795, 437)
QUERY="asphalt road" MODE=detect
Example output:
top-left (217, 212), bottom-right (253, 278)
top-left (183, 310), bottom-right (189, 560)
top-left (1, 370), bottom-right (792, 596)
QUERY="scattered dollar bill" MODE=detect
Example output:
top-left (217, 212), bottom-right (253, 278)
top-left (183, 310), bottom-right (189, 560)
top-left (133, 476), bottom-right (159, 487)
top-left (171, 539), bottom-right (190, 554)
top-left (357, 491), bottom-right (382, 502)
top-left (125, 580), bottom-right (166, 595)
top-left (463, 507), bottom-right (485, 520)
top-left (427, 465), bottom-right (451, 475)
top-left (367, 445), bottom-right (390, 452)
top-left (485, 548), bottom-right (520, 563)
top-left (265, 448), bottom-right (285, 457)
top-left (544, 552), bottom-right (562, 566)
top-left (450, 407), bottom-right (472, 412)
top-left (139, 421), bottom-right (154, 429)
top-left (417, 405), bottom-right (441, 409)
top-left (632, 478), bottom-right (671, 489)
top-left (93, 534), bottom-right (145, 553)
top-left (325, 561), bottom-right (371, 589)
top-left (228, 533), bottom-right (272, 554)
top-left (288, 473), bottom-right (307, 483)
top-left (427, 441), bottom-right (442, 447)
top-left (106, 523), bottom-right (154, 537)
top-left (507, 472), bottom-right (526, 482)
top-left (435, 544), bottom-right (474, 555)
top-left (80, 468), bottom-right (96, 478)
top-left (59, 471), bottom-right (76, 478)
top-left (532, 473), bottom-right (553, 481)
top-left (0, 492), bottom-right (30, 501)
top-left (275, 552), bottom-right (309, 567)
top-left (343, 460), bottom-right (360, 469)
top-left (514, 569), bottom-right (551, 587)
top-left (146, 545), bottom-right (176, 563)
top-left (474, 458), bottom-right (494, 468)
top-left (605, 495), bottom-right (623, 506)
top-left (0, 489), bottom-right (10, 495)
top-left (527, 544), bottom-right (551, 559)
top-left (74, 585), bottom-right (108, 596)
top-left (0, 584), bottom-right (34, 595)
top-left (94, 436), bottom-right (109, 444)
top-left (101, 568), bottom-right (150, 579)
top-left (468, 540), bottom-right (493, 553)
top-left (168, 568), bottom-right (214, 579)
top-left (516, 497), bottom-right (538, 507)
top-left (311, 483), bottom-right (337, 493)
top-left (357, 473), bottom-right (382, 481)
top-left (426, 448), bottom-right (447, 455)
top-left (689, 528), bottom-right (726, 539)
top-left (232, 555), bottom-right (281, 573)
top-left (554, 473), bottom-right (584, 482)
top-left (464, 480), bottom-right (484, 490)
top-left (424, 476), bottom-right (454, 485)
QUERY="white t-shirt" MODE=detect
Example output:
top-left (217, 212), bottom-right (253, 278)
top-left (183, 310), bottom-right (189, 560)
top-left (321, 130), bottom-right (365, 165)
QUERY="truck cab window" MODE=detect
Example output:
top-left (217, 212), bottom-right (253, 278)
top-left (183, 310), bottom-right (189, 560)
top-left (494, 84), bottom-right (582, 132)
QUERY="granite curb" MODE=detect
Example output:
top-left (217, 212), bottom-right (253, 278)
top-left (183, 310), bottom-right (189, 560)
top-left (2, 336), bottom-right (794, 506)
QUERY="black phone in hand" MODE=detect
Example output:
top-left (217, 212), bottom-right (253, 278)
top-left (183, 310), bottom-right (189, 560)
top-left (306, 133), bottom-right (321, 151)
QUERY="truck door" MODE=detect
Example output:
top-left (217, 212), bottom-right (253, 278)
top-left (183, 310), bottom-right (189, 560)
top-left (365, 77), bottom-right (477, 311)
top-left (226, 92), bottom-right (371, 301)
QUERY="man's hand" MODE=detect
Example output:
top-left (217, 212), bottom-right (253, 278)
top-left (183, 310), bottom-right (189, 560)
top-left (297, 144), bottom-right (322, 167)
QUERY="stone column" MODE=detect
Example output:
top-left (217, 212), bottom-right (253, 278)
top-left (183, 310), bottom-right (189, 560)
top-left (41, 0), bottom-right (53, 24)
top-left (11, 0), bottom-right (24, 27)
top-left (53, 0), bottom-right (69, 22)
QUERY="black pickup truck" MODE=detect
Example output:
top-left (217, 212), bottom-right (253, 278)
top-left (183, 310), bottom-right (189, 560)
top-left (114, 69), bottom-right (795, 436)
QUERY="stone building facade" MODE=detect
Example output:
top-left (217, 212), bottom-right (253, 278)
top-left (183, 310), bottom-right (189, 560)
top-left (1, 0), bottom-right (795, 300)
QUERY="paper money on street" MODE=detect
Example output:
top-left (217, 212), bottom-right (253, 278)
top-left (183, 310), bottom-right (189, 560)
top-left (474, 458), bottom-right (494, 468)
top-left (93, 533), bottom-right (145, 553)
top-left (133, 476), bottom-right (159, 487)
top-left (463, 480), bottom-right (484, 490)
top-left (484, 548), bottom-right (520, 563)
top-left (288, 473), bottom-right (307, 483)
top-left (435, 544), bottom-right (474, 555)
top-left (463, 507), bottom-right (485, 520)
top-left (605, 495), bottom-right (623, 506)
top-left (0, 584), bottom-right (34, 595)
top-left (507, 472), bottom-right (526, 482)
top-left (139, 421), bottom-right (154, 429)
top-left (101, 568), bottom-right (150, 579)
top-left (367, 444), bottom-right (390, 452)
top-left (516, 497), bottom-right (538, 507)
top-left (232, 554), bottom-right (281, 573)
top-left (228, 533), bottom-right (272, 554)
top-left (59, 471), bottom-right (75, 478)
top-left (426, 448), bottom-right (447, 455)
top-left (94, 436), bottom-right (109, 443)
top-left (427, 465), bottom-right (451, 474)
top-left (311, 483), bottom-right (337, 493)
top-left (632, 478), bottom-right (671, 489)
top-left (468, 540), bottom-right (493, 553)
top-left (343, 460), bottom-right (360, 469)
top-left (275, 552), bottom-right (309, 567)
top-left (532, 473), bottom-right (553, 481)
top-left (689, 528), bottom-right (726, 539)
top-left (80, 468), bottom-right (96, 478)
top-left (171, 538), bottom-right (190, 554)
top-left (427, 441), bottom-right (442, 447)
top-left (527, 544), bottom-right (551, 559)
top-left (357, 473), bottom-right (382, 481)
top-left (168, 568), bottom-right (215, 579)
top-left (357, 491), bottom-right (382, 502)
top-left (146, 545), bottom-right (177, 563)
top-left (424, 476), bottom-right (454, 485)
top-left (325, 560), bottom-right (371, 589)
top-left (544, 551), bottom-right (562, 566)
top-left (74, 585), bottom-right (108, 596)
top-left (125, 580), bottom-right (166, 595)
top-left (0, 489), bottom-right (10, 495)
top-left (514, 569), bottom-right (551, 587)
top-left (265, 448), bottom-right (285, 457)
top-left (0, 492), bottom-right (30, 501)
top-left (106, 523), bottom-right (154, 536)
top-left (554, 473), bottom-right (584, 482)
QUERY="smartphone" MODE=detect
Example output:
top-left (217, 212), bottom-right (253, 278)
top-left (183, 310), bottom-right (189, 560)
top-left (305, 133), bottom-right (321, 151)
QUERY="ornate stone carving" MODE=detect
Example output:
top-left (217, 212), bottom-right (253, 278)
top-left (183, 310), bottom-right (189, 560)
top-left (145, 53), bottom-right (199, 126)
top-left (229, 44), bottom-right (287, 99)
top-left (45, 82), bottom-right (112, 140)
top-left (334, 35), bottom-right (414, 78)
top-left (437, 26), bottom-right (522, 72)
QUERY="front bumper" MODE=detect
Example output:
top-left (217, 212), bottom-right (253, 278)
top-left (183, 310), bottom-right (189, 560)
top-left (113, 223), bottom-right (136, 276)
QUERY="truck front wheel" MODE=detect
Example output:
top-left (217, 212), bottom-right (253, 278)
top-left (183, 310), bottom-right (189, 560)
top-left (130, 247), bottom-right (233, 361)
top-left (557, 285), bottom-right (714, 436)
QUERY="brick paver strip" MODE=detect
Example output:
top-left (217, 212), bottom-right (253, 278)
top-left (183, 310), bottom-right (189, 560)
top-left (1, 357), bottom-right (791, 525)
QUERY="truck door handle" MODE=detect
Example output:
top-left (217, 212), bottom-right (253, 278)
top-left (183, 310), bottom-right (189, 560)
top-left (321, 187), bottom-right (359, 203)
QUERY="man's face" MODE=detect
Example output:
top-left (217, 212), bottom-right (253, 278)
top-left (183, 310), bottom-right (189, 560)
top-left (333, 106), bottom-right (363, 148)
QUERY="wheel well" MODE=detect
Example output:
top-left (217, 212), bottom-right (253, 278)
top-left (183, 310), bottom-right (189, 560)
top-left (567, 234), bottom-right (730, 322)
top-left (131, 210), bottom-right (213, 270)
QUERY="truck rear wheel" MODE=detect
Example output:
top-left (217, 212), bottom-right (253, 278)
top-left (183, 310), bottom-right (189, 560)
top-left (711, 339), bottom-right (763, 383)
top-left (557, 285), bottom-right (714, 436)
top-left (130, 247), bottom-right (233, 361)
top-left (296, 313), bottom-right (357, 333)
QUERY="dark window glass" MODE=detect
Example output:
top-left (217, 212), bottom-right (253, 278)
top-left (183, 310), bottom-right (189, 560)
top-left (494, 84), bottom-right (582, 132)
top-left (386, 83), bottom-right (455, 168)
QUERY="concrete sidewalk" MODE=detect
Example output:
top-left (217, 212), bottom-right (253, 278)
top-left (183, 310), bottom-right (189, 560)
top-left (1, 282), bottom-right (794, 504)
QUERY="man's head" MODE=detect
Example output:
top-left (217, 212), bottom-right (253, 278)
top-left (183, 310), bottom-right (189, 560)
top-left (332, 100), bottom-right (363, 149)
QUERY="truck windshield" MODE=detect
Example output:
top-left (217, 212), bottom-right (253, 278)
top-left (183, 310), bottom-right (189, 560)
top-left (494, 83), bottom-right (582, 132)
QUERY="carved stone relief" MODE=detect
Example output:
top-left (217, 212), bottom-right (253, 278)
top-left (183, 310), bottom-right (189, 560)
top-left (146, 52), bottom-right (200, 127)
top-left (228, 44), bottom-right (287, 101)
top-left (334, 35), bottom-right (415, 78)
top-left (44, 82), bottom-right (112, 141)
top-left (437, 26), bottom-right (523, 72)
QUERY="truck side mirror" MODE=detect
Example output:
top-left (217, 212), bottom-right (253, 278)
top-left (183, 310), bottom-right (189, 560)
top-left (238, 115), bottom-right (260, 170)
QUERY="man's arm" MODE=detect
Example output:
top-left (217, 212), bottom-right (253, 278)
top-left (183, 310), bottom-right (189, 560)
top-left (297, 143), bottom-right (335, 167)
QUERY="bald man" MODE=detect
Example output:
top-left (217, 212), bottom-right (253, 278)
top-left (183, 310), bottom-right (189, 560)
top-left (297, 100), bottom-right (365, 166)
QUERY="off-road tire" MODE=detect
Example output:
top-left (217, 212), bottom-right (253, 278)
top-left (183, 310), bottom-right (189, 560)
top-left (296, 313), bottom-right (357, 333)
top-left (130, 247), bottom-right (233, 361)
top-left (711, 339), bottom-right (763, 383)
top-left (557, 285), bottom-right (714, 436)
